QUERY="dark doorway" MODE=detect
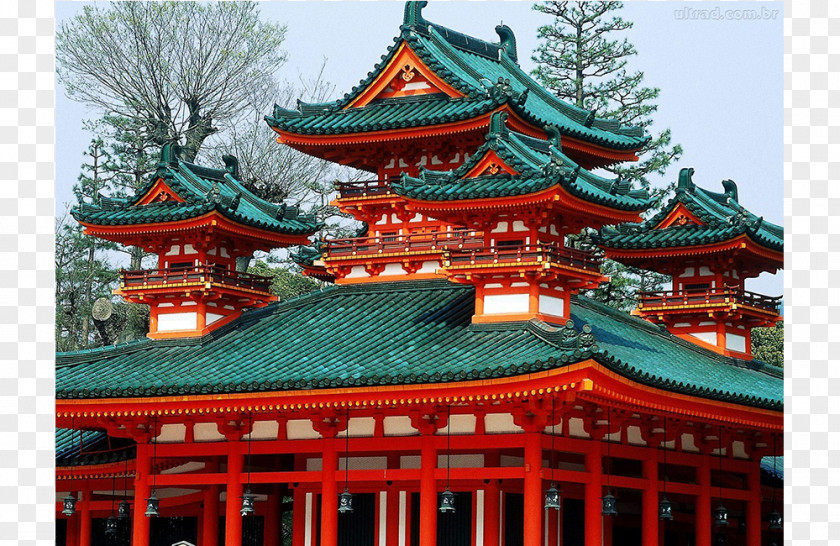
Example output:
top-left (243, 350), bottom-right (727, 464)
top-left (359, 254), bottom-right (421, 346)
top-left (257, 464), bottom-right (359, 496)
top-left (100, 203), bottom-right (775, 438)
top-left (218, 515), bottom-right (265, 546)
top-left (503, 493), bottom-right (523, 546)
top-left (563, 498), bottom-right (584, 546)
top-left (409, 491), bottom-right (473, 546)
top-left (55, 519), bottom-right (67, 546)
top-left (338, 492), bottom-right (376, 546)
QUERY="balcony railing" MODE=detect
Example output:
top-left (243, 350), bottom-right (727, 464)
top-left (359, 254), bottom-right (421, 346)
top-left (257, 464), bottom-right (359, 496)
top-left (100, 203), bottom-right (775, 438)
top-left (120, 264), bottom-right (273, 294)
top-left (325, 231), bottom-right (484, 257)
top-left (334, 179), bottom-right (392, 199)
top-left (638, 287), bottom-right (782, 314)
top-left (447, 243), bottom-right (603, 273)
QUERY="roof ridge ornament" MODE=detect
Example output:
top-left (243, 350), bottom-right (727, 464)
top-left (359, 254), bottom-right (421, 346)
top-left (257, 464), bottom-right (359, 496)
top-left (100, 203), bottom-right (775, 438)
top-left (207, 182), bottom-right (221, 204)
top-left (721, 179), bottom-right (739, 203)
top-left (222, 154), bottom-right (240, 179)
top-left (495, 24), bottom-right (518, 64)
top-left (677, 167), bottom-right (696, 191)
top-left (544, 125), bottom-right (562, 150)
top-left (488, 111), bottom-right (509, 138)
top-left (403, 1), bottom-right (429, 29)
top-left (583, 110), bottom-right (596, 128)
top-left (159, 142), bottom-right (182, 168)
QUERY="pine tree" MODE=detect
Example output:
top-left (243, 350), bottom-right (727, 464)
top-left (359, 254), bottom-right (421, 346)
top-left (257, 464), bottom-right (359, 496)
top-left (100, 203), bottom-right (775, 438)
top-left (532, 1), bottom-right (679, 310)
top-left (531, 1), bottom-right (682, 191)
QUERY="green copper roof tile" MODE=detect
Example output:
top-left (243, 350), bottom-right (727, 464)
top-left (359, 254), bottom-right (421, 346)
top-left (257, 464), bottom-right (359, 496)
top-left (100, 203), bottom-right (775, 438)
top-left (56, 280), bottom-right (781, 410)
top-left (265, 2), bottom-right (647, 152)
top-left (72, 146), bottom-right (321, 237)
top-left (598, 168), bottom-right (783, 253)
top-left (392, 115), bottom-right (652, 211)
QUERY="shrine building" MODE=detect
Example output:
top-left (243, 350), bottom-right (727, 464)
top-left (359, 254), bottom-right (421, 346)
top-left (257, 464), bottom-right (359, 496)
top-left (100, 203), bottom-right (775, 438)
top-left (55, 3), bottom-right (783, 546)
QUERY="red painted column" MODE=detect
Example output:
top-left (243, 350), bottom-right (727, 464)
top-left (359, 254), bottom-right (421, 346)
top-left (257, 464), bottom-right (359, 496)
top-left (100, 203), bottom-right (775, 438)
top-left (523, 432), bottom-right (542, 546)
top-left (79, 488), bottom-right (92, 546)
top-left (386, 454), bottom-right (401, 546)
top-left (746, 461), bottom-right (762, 546)
top-left (419, 433), bottom-right (437, 546)
top-left (321, 437), bottom-right (338, 546)
top-left (547, 504), bottom-right (559, 546)
top-left (264, 485), bottom-right (282, 546)
top-left (695, 455), bottom-right (711, 546)
top-left (483, 452), bottom-right (501, 546)
top-left (202, 485), bottom-right (220, 546)
top-left (225, 442), bottom-right (244, 546)
top-left (132, 442), bottom-right (151, 546)
top-left (642, 454), bottom-right (660, 546)
top-left (584, 442), bottom-right (602, 546)
top-left (292, 486), bottom-right (306, 546)
top-left (66, 513), bottom-right (79, 546)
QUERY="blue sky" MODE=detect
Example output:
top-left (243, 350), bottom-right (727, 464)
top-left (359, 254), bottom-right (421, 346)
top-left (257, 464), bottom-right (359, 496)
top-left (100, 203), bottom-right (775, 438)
top-left (55, 1), bottom-right (783, 294)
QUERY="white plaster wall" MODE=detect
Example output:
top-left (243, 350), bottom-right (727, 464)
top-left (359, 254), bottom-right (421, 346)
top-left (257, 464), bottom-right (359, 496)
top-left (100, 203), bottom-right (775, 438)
top-left (689, 331), bottom-right (718, 346)
top-left (483, 293), bottom-right (529, 315)
top-left (726, 333), bottom-right (747, 353)
top-left (193, 422), bottom-right (225, 442)
top-left (538, 294), bottom-right (564, 317)
top-left (626, 426), bottom-right (645, 446)
top-left (244, 420), bottom-right (279, 441)
top-left (567, 417), bottom-right (589, 439)
top-left (384, 416), bottom-right (417, 436)
top-left (345, 265), bottom-right (369, 279)
top-left (156, 423), bottom-right (186, 443)
top-left (337, 417), bottom-right (376, 438)
top-left (207, 312), bottom-right (225, 325)
top-left (681, 433), bottom-right (699, 452)
top-left (286, 419), bottom-right (321, 440)
top-left (157, 312), bottom-right (197, 332)
top-left (418, 260), bottom-right (439, 274)
top-left (436, 454), bottom-right (484, 468)
top-left (437, 414), bottom-right (476, 435)
top-left (383, 263), bottom-right (407, 276)
top-left (484, 413), bottom-right (520, 434)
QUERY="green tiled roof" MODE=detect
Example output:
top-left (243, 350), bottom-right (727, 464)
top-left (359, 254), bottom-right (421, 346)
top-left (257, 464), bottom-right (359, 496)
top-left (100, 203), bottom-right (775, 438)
top-left (56, 280), bottom-right (782, 410)
top-left (72, 145), bottom-right (321, 237)
top-left (56, 427), bottom-right (134, 467)
top-left (598, 168), bottom-right (783, 253)
top-left (265, 2), bottom-right (647, 153)
top-left (392, 113), bottom-right (652, 212)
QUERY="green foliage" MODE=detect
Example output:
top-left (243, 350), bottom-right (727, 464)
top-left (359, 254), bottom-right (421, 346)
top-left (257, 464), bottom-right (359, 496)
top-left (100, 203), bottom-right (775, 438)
top-left (248, 260), bottom-right (321, 302)
top-left (531, 1), bottom-right (682, 191)
top-left (751, 322), bottom-right (783, 367)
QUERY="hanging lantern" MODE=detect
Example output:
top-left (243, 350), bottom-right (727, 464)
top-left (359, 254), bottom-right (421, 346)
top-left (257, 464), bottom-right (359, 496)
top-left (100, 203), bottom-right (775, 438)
top-left (117, 500), bottom-right (130, 520)
top-left (439, 488), bottom-right (456, 514)
top-left (240, 490), bottom-right (256, 517)
top-left (714, 503), bottom-right (729, 526)
top-left (105, 515), bottom-right (119, 538)
top-left (61, 494), bottom-right (77, 517)
top-left (144, 493), bottom-right (159, 517)
top-left (543, 483), bottom-right (561, 511)
top-left (658, 496), bottom-right (673, 520)
top-left (768, 509), bottom-right (782, 530)
top-left (601, 491), bottom-right (618, 516)
top-left (338, 488), bottom-right (354, 514)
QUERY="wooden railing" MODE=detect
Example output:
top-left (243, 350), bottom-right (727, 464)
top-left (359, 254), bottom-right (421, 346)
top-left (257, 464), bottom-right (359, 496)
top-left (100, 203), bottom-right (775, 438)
top-left (334, 179), bottom-right (392, 198)
top-left (447, 243), bottom-right (603, 272)
top-left (638, 287), bottom-right (782, 314)
top-left (120, 264), bottom-right (273, 293)
top-left (325, 231), bottom-right (484, 257)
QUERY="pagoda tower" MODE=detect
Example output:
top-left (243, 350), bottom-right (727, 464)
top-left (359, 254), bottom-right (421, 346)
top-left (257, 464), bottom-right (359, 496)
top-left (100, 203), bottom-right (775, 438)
top-left (597, 168), bottom-right (783, 357)
top-left (268, 1), bottom-right (651, 322)
top-left (72, 144), bottom-right (320, 339)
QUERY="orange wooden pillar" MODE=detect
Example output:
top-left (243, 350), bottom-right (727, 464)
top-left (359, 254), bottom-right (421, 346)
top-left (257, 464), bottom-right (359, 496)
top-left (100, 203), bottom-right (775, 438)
top-left (225, 443), bottom-right (244, 546)
top-left (321, 437), bottom-right (338, 546)
top-left (132, 442), bottom-right (151, 546)
top-left (746, 461), bottom-right (762, 546)
top-left (584, 442), bottom-right (602, 546)
top-left (203, 486), bottom-right (220, 546)
top-left (695, 455), bottom-right (711, 546)
top-left (642, 454), bottom-right (659, 546)
top-left (79, 488), bottom-right (92, 546)
top-left (483, 452), bottom-right (501, 546)
top-left (523, 432), bottom-right (542, 546)
top-left (292, 486), bottom-right (306, 546)
top-left (65, 513), bottom-right (79, 546)
top-left (419, 433), bottom-right (437, 546)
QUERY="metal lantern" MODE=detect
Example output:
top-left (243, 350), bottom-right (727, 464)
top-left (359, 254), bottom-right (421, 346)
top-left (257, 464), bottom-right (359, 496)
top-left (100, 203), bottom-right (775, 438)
top-left (658, 496), bottom-right (673, 520)
top-left (105, 515), bottom-right (119, 538)
top-left (61, 494), bottom-right (77, 517)
top-left (439, 488), bottom-right (456, 514)
top-left (714, 503), bottom-right (729, 526)
top-left (144, 493), bottom-right (160, 517)
top-left (601, 491), bottom-right (618, 516)
top-left (240, 490), bottom-right (256, 517)
top-left (338, 489), bottom-right (354, 514)
top-left (543, 483), bottom-right (561, 511)
top-left (768, 509), bottom-right (782, 531)
top-left (117, 500), bottom-right (130, 520)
